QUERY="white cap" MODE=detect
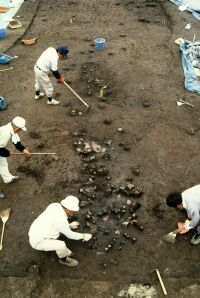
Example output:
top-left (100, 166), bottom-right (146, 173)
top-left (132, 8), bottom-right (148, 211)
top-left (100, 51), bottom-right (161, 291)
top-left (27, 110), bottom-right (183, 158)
top-left (61, 195), bottom-right (79, 211)
top-left (12, 116), bottom-right (27, 131)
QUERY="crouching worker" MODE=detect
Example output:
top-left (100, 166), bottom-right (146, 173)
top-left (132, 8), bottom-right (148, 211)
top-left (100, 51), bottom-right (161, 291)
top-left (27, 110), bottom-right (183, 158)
top-left (166, 185), bottom-right (200, 245)
top-left (28, 196), bottom-right (92, 266)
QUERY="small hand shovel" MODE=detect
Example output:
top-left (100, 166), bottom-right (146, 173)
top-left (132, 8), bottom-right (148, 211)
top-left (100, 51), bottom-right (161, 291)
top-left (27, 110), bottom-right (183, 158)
top-left (0, 208), bottom-right (11, 251)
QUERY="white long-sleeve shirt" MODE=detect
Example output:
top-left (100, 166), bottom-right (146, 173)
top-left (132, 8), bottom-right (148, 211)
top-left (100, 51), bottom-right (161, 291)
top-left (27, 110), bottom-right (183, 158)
top-left (182, 185), bottom-right (200, 227)
top-left (0, 123), bottom-right (21, 148)
top-left (36, 47), bottom-right (59, 72)
top-left (29, 203), bottom-right (83, 247)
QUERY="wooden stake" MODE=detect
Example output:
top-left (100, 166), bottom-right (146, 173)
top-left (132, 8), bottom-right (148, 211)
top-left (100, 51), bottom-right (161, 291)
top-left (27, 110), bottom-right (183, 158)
top-left (63, 81), bottom-right (89, 108)
top-left (12, 152), bottom-right (56, 155)
top-left (156, 269), bottom-right (167, 296)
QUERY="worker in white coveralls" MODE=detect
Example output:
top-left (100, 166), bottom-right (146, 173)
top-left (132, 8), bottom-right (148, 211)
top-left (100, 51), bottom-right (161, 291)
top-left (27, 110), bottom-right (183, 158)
top-left (34, 45), bottom-right (68, 105)
top-left (0, 117), bottom-right (30, 199)
top-left (29, 196), bottom-right (92, 267)
top-left (166, 185), bottom-right (200, 245)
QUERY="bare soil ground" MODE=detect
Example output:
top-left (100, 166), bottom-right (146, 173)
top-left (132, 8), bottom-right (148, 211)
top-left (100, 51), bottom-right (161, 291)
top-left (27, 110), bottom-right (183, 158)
top-left (1, 0), bottom-right (200, 297)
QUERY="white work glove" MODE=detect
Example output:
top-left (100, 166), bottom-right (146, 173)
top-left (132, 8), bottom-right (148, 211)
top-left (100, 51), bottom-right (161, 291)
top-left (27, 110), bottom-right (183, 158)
top-left (69, 221), bottom-right (80, 230)
top-left (183, 219), bottom-right (193, 231)
top-left (82, 233), bottom-right (92, 242)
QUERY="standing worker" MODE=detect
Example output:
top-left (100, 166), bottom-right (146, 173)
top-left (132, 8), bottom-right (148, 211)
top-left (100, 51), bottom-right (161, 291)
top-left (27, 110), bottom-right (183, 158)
top-left (166, 185), bottom-right (200, 245)
top-left (0, 116), bottom-right (30, 198)
top-left (28, 195), bottom-right (92, 267)
top-left (34, 45), bottom-right (69, 105)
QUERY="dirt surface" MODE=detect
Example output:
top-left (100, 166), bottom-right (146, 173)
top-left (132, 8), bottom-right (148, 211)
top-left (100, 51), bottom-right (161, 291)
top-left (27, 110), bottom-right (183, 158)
top-left (1, 0), bottom-right (200, 297)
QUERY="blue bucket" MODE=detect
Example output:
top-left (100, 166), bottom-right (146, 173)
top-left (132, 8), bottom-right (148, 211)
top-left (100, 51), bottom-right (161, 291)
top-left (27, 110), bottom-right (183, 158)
top-left (0, 29), bottom-right (7, 39)
top-left (94, 38), bottom-right (105, 49)
top-left (0, 97), bottom-right (7, 111)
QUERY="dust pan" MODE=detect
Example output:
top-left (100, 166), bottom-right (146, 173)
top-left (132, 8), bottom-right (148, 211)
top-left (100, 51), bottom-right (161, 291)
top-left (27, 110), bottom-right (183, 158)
top-left (162, 229), bottom-right (179, 244)
top-left (0, 208), bottom-right (11, 251)
top-left (176, 101), bottom-right (185, 106)
top-left (22, 37), bottom-right (37, 45)
top-left (0, 208), bottom-right (11, 223)
top-left (9, 19), bottom-right (22, 29)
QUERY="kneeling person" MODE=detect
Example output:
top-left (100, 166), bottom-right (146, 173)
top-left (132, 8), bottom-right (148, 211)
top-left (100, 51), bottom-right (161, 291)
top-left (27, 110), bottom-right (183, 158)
top-left (28, 195), bottom-right (92, 266)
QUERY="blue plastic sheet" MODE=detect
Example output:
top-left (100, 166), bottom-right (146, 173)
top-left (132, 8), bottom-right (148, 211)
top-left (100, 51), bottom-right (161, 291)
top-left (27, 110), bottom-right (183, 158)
top-left (170, 0), bottom-right (200, 21)
top-left (0, 53), bottom-right (16, 64)
top-left (180, 41), bottom-right (200, 94)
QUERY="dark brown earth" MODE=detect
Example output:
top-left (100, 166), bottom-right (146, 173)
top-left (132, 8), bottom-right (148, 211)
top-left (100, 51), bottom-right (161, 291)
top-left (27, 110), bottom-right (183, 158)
top-left (1, 0), bottom-right (200, 297)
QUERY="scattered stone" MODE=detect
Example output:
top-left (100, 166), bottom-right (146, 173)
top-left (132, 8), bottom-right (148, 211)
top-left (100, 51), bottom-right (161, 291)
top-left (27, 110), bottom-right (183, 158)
top-left (70, 110), bottom-right (78, 116)
top-left (123, 232), bottom-right (130, 239)
top-left (126, 199), bottom-right (132, 205)
top-left (117, 127), bottom-right (123, 132)
top-left (131, 237), bottom-right (136, 244)
top-left (132, 219), bottom-right (144, 231)
top-left (120, 34), bottom-right (126, 37)
top-left (132, 187), bottom-right (143, 197)
top-left (127, 183), bottom-right (135, 190)
top-left (131, 166), bottom-right (140, 176)
top-left (103, 118), bottom-right (112, 125)
top-left (139, 18), bottom-right (150, 23)
top-left (102, 215), bottom-right (109, 222)
top-left (142, 101), bottom-right (151, 107)
top-left (122, 221), bottom-right (130, 228)
top-left (88, 90), bottom-right (93, 96)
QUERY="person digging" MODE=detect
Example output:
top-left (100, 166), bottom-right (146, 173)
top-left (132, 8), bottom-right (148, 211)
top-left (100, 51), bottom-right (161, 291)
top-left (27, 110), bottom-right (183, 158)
top-left (0, 116), bottom-right (30, 199)
top-left (166, 185), bottom-right (200, 245)
top-left (34, 45), bottom-right (68, 105)
top-left (28, 196), bottom-right (92, 267)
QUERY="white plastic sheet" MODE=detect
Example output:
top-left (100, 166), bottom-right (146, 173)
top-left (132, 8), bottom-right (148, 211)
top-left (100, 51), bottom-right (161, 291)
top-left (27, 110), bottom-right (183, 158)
top-left (183, 0), bottom-right (200, 11)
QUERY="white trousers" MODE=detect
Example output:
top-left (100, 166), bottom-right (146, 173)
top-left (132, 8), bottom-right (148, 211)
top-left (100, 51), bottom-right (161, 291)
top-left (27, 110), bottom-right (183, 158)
top-left (0, 157), bottom-right (15, 183)
top-left (34, 65), bottom-right (53, 98)
top-left (33, 239), bottom-right (72, 259)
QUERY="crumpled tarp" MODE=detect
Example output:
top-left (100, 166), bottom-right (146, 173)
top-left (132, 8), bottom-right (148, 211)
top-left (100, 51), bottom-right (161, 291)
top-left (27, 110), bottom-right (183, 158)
top-left (170, 0), bottom-right (200, 21)
top-left (0, 0), bottom-right (24, 29)
top-left (180, 40), bottom-right (200, 94)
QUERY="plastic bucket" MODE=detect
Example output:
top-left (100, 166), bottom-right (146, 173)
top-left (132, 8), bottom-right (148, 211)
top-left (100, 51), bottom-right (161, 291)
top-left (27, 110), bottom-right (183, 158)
top-left (0, 29), bottom-right (7, 39)
top-left (94, 38), bottom-right (105, 49)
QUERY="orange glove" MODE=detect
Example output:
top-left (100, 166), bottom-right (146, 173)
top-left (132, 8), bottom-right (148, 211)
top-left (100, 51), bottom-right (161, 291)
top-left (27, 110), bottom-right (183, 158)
top-left (178, 221), bottom-right (190, 234)
top-left (57, 76), bottom-right (64, 83)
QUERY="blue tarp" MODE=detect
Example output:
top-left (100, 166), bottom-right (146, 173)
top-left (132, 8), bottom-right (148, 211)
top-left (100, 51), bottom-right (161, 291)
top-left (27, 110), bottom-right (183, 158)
top-left (0, 0), bottom-right (24, 30)
top-left (180, 41), bottom-right (200, 94)
top-left (170, 0), bottom-right (200, 22)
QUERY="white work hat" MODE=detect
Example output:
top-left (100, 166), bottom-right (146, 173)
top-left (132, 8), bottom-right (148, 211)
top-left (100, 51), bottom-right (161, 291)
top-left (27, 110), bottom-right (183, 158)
top-left (12, 116), bottom-right (27, 131)
top-left (61, 195), bottom-right (79, 211)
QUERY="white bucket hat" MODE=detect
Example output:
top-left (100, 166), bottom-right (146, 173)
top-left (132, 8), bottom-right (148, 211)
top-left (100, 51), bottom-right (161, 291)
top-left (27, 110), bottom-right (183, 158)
top-left (12, 116), bottom-right (27, 131)
top-left (61, 195), bottom-right (79, 211)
